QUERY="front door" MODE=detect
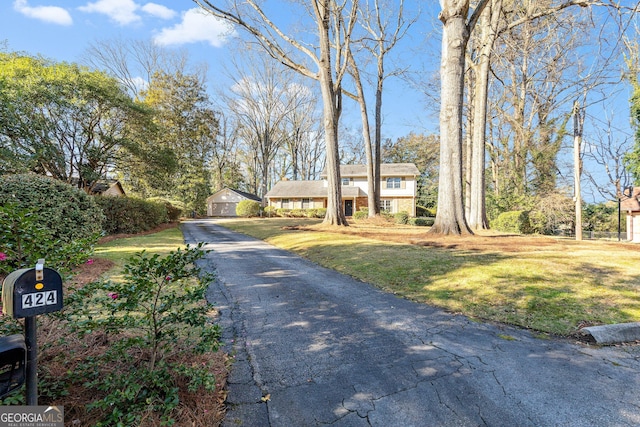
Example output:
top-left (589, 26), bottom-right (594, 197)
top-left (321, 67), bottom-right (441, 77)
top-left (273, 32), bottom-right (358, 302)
top-left (344, 200), bottom-right (353, 217)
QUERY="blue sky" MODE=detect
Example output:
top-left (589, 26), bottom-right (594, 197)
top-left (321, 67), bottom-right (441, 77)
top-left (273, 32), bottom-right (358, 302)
top-left (1, 0), bottom-right (438, 140)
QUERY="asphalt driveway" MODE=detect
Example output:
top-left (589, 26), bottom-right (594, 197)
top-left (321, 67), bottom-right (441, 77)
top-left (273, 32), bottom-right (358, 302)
top-left (181, 219), bottom-right (640, 427)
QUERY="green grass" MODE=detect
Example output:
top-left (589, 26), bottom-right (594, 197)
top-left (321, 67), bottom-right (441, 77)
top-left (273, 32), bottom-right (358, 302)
top-left (218, 218), bottom-right (640, 336)
top-left (94, 226), bottom-right (186, 276)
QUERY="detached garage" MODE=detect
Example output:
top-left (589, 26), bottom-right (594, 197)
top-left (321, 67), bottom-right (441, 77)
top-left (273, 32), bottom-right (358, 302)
top-left (206, 188), bottom-right (262, 217)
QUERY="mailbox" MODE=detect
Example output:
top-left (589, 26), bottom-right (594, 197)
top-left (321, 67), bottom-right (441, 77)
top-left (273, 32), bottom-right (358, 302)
top-left (2, 262), bottom-right (63, 319)
top-left (0, 334), bottom-right (26, 398)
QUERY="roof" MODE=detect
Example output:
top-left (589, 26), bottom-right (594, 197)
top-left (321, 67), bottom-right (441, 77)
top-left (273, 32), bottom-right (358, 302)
top-left (320, 163), bottom-right (420, 178)
top-left (265, 180), bottom-right (365, 199)
top-left (621, 187), bottom-right (640, 212)
top-left (208, 188), bottom-right (261, 202)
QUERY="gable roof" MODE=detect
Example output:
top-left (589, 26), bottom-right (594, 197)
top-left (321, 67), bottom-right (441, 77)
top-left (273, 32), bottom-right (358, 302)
top-left (207, 188), bottom-right (261, 203)
top-left (320, 163), bottom-right (420, 178)
top-left (265, 180), bottom-right (365, 199)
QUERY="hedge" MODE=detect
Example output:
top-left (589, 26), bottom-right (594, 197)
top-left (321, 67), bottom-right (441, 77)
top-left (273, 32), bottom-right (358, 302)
top-left (491, 210), bottom-right (533, 234)
top-left (94, 196), bottom-right (169, 235)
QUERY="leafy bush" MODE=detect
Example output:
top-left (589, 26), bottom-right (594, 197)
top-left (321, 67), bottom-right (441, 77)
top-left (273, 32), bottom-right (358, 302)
top-left (491, 210), bottom-right (533, 234)
top-left (410, 217), bottom-right (435, 227)
top-left (0, 174), bottom-right (104, 243)
top-left (276, 208), bottom-right (291, 217)
top-left (416, 205), bottom-right (436, 217)
top-left (353, 208), bottom-right (368, 220)
top-left (147, 197), bottom-right (184, 222)
top-left (264, 206), bottom-right (278, 217)
top-left (395, 211), bottom-right (409, 225)
top-left (305, 209), bottom-right (317, 218)
top-left (66, 244), bottom-right (221, 425)
top-left (236, 200), bottom-right (261, 217)
top-left (314, 208), bottom-right (327, 218)
top-left (94, 196), bottom-right (169, 235)
top-left (289, 209), bottom-right (305, 218)
top-left (0, 203), bottom-right (96, 276)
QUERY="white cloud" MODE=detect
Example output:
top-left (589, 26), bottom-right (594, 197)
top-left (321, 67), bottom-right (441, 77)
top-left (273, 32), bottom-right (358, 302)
top-left (13, 0), bottom-right (72, 26)
top-left (141, 3), bottom-right (175, 20)
top-left (78, 0), bottom-right (140, 26)
top-left (154, 8), bottom-right (236, 48)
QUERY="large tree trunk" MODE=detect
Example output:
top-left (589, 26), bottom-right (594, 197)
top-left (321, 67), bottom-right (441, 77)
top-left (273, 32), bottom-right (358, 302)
top-left (317, 3), bottom-right (347, 226)
top-left (468, 0), bottom-right (500, 230)
top-left (430, 4), bottom-right (474, 235)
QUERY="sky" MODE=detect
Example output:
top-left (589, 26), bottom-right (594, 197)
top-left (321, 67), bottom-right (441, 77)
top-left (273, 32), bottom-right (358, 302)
top-left (0, 0), bottom-right (439, 140)
top-left (1, 0), bottom-right (638, 202)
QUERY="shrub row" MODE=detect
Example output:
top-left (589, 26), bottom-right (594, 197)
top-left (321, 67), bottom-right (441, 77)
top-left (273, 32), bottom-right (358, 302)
top-left (274, 208), bottom-right (327, 218)
top-left (94, 196), bottom-right (172, 235)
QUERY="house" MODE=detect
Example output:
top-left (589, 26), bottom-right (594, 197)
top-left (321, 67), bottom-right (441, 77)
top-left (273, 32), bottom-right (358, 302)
top-left (621, 187), bottom-right (640, 242)
top-left (206, 188), bottom-right (262, 217)
top-left (264, 163), bottom-right (420, 216)
top-left (90, 180), bottom-right (126, 197)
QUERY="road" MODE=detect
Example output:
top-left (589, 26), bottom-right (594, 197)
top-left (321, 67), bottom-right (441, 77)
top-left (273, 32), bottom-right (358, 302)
top-left (181, 219), bottom-right (640, 427)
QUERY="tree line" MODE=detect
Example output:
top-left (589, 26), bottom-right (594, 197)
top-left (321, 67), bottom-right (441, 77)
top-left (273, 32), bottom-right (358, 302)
top-left (2, 0), bottom-right (638, 234)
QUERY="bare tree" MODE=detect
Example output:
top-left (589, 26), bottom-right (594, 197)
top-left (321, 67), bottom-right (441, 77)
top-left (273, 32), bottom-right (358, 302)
top-left (430, 0), bottom-right (489, 235)
top-left (193, 0), bottom-right (359, 226)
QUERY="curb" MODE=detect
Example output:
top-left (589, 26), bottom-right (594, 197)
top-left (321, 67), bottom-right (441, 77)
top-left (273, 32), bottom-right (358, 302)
top-left (580, 322), bottom-right (640, 345)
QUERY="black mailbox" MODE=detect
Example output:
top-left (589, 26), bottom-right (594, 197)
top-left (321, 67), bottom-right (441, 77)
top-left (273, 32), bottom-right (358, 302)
top-left (0, 334), bottom-right (26, 398)
top-left (2, 264), bottom-right (63, 319)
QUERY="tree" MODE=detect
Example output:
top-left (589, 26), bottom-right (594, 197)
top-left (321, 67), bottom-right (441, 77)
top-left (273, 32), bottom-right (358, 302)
top-left (224, 54), bottom-right (300, 197)
top-left (141, 71), bottom-right (219, 214)
top-left (430, 1), bottom-right (489, 235)
top-left (193, 0), bottom-right (358, 226)
top-left (0, 52), bottom-right (148, 192)
top-left (346, 0), bottom-right (414, 218)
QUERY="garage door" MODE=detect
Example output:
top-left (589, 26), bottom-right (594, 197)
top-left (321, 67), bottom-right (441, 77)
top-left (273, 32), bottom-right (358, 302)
top-left (209, 202), bottom-right (237, 217)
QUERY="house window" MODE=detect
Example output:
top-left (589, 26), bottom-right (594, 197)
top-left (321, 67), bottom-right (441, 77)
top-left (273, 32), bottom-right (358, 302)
top-left (386, 177), bottom-right (401, 189)
top-left (281, 199), bottom-right (290, 209)
top-left (302, 198), bottom-right (311, 209)
top-left (342, 178), bottom-right (352, 186)
top-left (380, 200), bottom-right (392, 212)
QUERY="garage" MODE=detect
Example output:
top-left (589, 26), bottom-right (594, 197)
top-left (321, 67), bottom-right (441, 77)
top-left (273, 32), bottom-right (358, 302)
top-left (206, 188), bottom-right (261, 217)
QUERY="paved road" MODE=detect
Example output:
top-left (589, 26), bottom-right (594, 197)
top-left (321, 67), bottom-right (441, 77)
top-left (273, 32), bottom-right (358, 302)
top-left (181, 219), bottom-right (640, 427)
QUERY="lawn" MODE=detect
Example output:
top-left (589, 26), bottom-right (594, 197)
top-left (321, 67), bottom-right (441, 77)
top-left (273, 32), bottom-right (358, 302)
top-left (216, 217), bottom-right (640, 337)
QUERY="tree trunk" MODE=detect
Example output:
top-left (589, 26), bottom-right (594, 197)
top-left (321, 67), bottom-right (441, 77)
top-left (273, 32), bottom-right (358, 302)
top-left (468, 0), bottom-right (500, 230)
top-left (430, 5), bottom-right (473, 235)
top-left (317, 4), bottom-right (347, 226)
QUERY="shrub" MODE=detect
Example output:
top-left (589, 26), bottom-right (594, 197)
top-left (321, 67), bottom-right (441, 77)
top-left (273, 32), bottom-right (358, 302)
top-left (236, 200), bottom-right (261, 217)
top-left (410, 217), bottom-right (435, 227)
top-left (0, 203), bottom-right (96, 276)
top-left (353, 208), bottom-right (369, 220)
top-left (94, 196), bottom-right (168, 235)
top-left (147, 197), bottom-right (184, 222)
top-left (276, 208), bottom-right (291, 217)
top-left (395, 211), bottom-right (409, 225)
top-left (305, 209), bottom-right (317, 218)
top-left (289, 209), bottom-right (305, 218)
top-left (264, 206), bottom-right (278, 217)
top-left (66, 244), bottom-right (221, 425)
top-left (0, 174), bottom-right (103, 243)
top-left (314, 208), bottom-right (327, 218)
top-left (492, 210), bottom-right (533, 234)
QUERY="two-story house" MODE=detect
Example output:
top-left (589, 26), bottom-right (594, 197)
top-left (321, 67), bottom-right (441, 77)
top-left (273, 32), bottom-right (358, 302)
top-left (264, 163), bottom-right (420, 216)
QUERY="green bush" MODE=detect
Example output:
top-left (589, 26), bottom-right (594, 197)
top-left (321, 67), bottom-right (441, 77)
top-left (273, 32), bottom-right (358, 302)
top-left (0, 174), bottom-right (104, 243)
top-left (492, 210), bottom-right (533, 234)
top-left (395, 211), bottom-right (409, 225)
top-left (353, 208), bottom-right (368, 220)
top-left (289, 209), bottom-right (305, 218)
top-left (276, 208), bottom-right (291, 217)
top-left (66, 244), bottom-right (221, 425)
top-left (264, 206), bottom-right (278, 217)
top-left (314, 208), bottom-right (327, 218)
top-left (147, 197), bottom-right (184, 222)
top-left (94, 196), bottom-right (168, 235)
top-left (410, 217), bottom-right (435, 227)
top-left (236, 200), bottom-right (261, 217)
top-left (416, 205), bottom-right (436, 217)
top-left (0, 203), bottom-right (96, 276)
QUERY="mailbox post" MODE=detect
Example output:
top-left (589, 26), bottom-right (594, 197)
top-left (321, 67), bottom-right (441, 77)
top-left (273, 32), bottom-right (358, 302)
top-left (1, 259), bottom-right (63, 404)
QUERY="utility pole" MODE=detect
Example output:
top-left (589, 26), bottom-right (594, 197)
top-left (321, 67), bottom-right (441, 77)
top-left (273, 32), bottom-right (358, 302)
top-left (573, 100), bottom-right (584, 241)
